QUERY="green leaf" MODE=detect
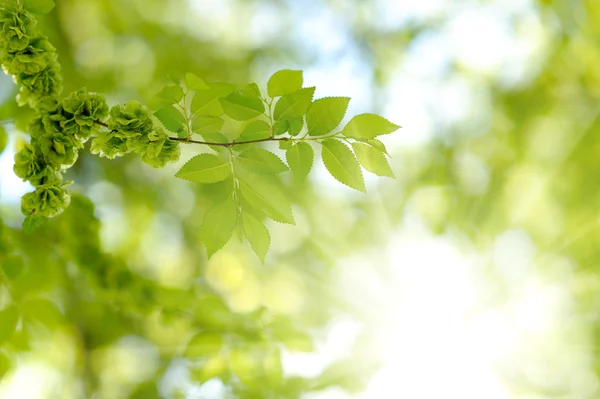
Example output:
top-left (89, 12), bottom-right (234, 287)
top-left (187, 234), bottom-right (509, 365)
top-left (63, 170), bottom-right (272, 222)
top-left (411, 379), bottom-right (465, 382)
top-left (288, 117), bottom-right (304, 136)
top-left (244, 83), bottom-right (262, 98)
top-left (201, 132), bottom-right (228, 144)
top-left (175, 154), bottom-right (231, 183)
top-left (236, 148), bottom-right (288, 174)
top-left (235, 120), bottom-right (271, 142)
top-left (365, 138), bottom-right (390, 155)
top-left (242, 212), bottom-right (270, 262)
top-left (273, 119), bottom-right (289, 136)
top-left (307, 97), bottom-right (350, 136)
top-left (352, 142), bottom-right (395, 178)
top-left (191, 83), bottom-right (235, 117)
top-left (192, 116), bottom-right (224, 136)
top-left (267, 70), bottom-right (303, 98)
top-left (21, 298), bottom-right (62, 329)
top-left (185, 73), bottom-right (209, 90)
top-left (149, 85), bottom-right (184, 109)
top-left (154, 106), bottom-right (185, 133)
top-left (22, 215), bottom-right (46, 234)
top-left (0, 0), bottom-right (18, 11)
top-left (200, 197), bottom-right (238, 258)
top-left (0, 125), bottom-right (7, 154)
top-left (286, 142), bottom-right (313, 181)
top-left (184, 331), bottom-right (224, 358)
top-left (321, 139), bottom-right (365, 192)
top-left (0, 352), bottom-right (10, 379)
top-left (220, 91), bottom-right (265, 121)
top-left (279, 140), bottom-right (293, 150)
top-left (341, 113), bottom-right (400, 140)
top-left (273, 87), bottom-right (315, 121)
top-left (0, 305), bottom-right (19, 343)
top-left (23, 0), bottom-right (55, 14)
top-left (237, 174), bottom-right (295, 224)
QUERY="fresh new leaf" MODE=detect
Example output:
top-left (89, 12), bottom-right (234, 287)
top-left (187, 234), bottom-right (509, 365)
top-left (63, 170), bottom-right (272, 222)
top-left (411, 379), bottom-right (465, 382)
top-left (238, 174), bottom-right (295, 224)
top-left (154, 106), bottom-right (185, 133)
top-left (307, 97), bottom-right (350, 136)
top-left (185, 73), bottom-right (209, 90)
top-left (286, 142), bottom-right (313, 181)
top-left (185, 331), bottom-right (224, 358)
top-left (267, 70), bottom-right (303, 98)
top-left (273, 87), bottom-right (315, 121)
top-left (273, 120), bottom-right (289, 136)
top-left (220, 90), bottom-right (265, 121)
top-left (236, 148), bottom-right (288, 174)
top-left (321, 139), bottom-right (365, 192)
top-left (200, 197), bottom-right (238, 258)
top-left (279, 140), bottom-right (293, 150)
top-left (243, 83), bottom-right (262, 98)
top-left (192, 116), bottom-right (224, 136)
top-left (235, 120), bottom-right (271, 142)
top-left (288, 117), bottom-right (304, 136)
top-left (0, 305), bottom-right (19, 343)
top-left (352, 142), bottom-right (395, 178)
top-left (149, 85), bottom-right (184, 109)
top-left (201, 132), bottom-right (229, 144)
top-left (341, 113), bottom-right (400, 140)
top-left (175, 154), bottom-right (230, 183)
top-left (23, 0), bottom-right (55, 14)
top-left (22, 215), bottom-right (46, 234)
top-left (191, 83), bottom-right (235, 117)
top-left (242, 212), bottom-right (270, 262)
top-left (365, 138), bottom-right (390, 155)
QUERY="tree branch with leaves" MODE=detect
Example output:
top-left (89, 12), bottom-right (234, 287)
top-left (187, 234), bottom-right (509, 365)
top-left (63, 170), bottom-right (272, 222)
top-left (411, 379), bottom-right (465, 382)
top-left (0, 0), bottom-right (400, 260)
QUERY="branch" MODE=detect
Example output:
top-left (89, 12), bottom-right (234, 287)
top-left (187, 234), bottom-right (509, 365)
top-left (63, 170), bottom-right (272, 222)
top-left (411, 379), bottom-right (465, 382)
top-left (93, 120), bottom-right (340, 147)
top-left (168, 136), bottom-right (290, 147)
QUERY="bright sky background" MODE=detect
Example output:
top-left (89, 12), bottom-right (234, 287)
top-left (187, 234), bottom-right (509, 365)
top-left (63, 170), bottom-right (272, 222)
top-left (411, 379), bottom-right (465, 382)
top-left (0, 0), bottom-right (586, 398)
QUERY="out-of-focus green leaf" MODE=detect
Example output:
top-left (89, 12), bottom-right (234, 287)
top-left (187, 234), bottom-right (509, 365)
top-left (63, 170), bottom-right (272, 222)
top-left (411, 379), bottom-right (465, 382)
top-left (0, 306), bottom-right (19, 343)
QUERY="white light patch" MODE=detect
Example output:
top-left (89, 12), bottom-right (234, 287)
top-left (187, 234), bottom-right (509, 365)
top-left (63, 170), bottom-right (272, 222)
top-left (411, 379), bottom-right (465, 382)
top-left (0, 131), bottom-right (32, 204)
top-left (446, 8), bottom-right (514, 75)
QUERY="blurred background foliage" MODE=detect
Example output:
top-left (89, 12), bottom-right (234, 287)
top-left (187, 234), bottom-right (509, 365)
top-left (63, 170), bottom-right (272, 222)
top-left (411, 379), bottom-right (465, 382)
top-left (2, 0), bottom-right (600, 398)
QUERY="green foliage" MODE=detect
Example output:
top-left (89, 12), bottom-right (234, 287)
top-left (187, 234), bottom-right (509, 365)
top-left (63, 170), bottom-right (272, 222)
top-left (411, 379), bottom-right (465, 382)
top-left (191, 82), bottom-right (235, 117)
top-left (220, 87), bottom-right (265, 121)
top-left (0, 10), bottom-right (404, 397)
top-left (0, 305), bottom-right (19, 343)
top-left (321, 139), bottom-right (366, 192)
top-left (237, 173), bottom-right (295, 225)
top-left (235, 148), bottom-right (289, 174)
top-left (0, 124), bottom-right (6, 153)
top-left (274, 87), bottom-right (316, 121)
top-left (307, 97), bottom-right (350, 136)
top-left (341, 113), bottom-right (400, 140)
top-left (154, 105), bottom-right (185, 133)
top-left (22, 0), bottom-right (55, 14)
top-left (235, 120), bottom-right (271, 142)
top-left (352, 142), bottom-right (395, 178)
top-left (267, 69), bottom-right (303, 97)
top-left (175, 153), bottom-right (231, 183)
top-left (200, 196), bottom-right (239, 258)
top-left (241, 212), bottom-right (270, 262)
top-left (286, 142), bottom-right (314, 181)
